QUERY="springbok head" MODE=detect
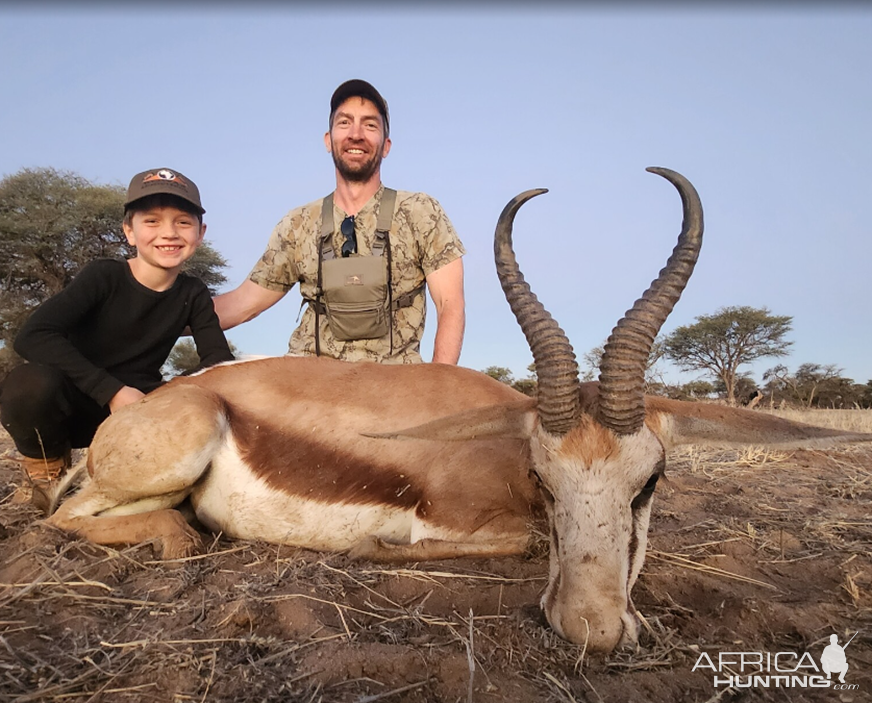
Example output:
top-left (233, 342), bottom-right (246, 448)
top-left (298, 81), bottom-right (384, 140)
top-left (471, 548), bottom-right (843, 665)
top-left (496, 167), bottom-right (703, 651)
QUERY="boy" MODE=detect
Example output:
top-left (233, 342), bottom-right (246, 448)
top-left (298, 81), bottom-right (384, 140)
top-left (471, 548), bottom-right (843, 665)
top-left (0, 168), bottom-right (234, 512)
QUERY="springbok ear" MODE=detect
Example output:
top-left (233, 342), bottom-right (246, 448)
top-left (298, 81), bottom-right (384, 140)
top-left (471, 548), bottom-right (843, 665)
top-left (645, 396), bottom-right (872, 451)
top-left (362, 399), bottom-right (538, 442)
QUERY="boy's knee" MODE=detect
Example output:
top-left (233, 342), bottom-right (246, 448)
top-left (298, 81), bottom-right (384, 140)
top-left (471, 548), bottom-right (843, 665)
top-left (1, 363), bottom-right (67, 410)
top-left (0, 364), bottom-right (71, 447)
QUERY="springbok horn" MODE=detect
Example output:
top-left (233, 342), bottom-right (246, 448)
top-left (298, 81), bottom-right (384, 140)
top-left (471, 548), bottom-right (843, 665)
top-left (495, 189), bottom-right (580, 436)
top-left (598, 167), bottom-right (704, 435)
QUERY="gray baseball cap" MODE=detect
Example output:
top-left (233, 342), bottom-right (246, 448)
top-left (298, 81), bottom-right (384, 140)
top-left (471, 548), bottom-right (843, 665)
top-left (125, 168), bottom-right (205, 214)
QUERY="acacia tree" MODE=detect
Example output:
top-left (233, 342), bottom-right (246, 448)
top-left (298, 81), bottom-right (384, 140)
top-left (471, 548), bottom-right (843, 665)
top-left (861, 381), bottom-right (872, 409)
top-left (482, 363), bottom-right (537, 397)
top-left (713, 374), bottom-right (759, 405)
top-left (764, 363), bottom-right (852, 408)
top-left (0, 167), bottom-right (228, 372)
top-left (663, 306), bottom-right (792, 405)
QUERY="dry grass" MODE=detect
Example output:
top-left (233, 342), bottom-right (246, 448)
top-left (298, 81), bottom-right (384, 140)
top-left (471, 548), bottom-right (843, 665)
top-left (0, 534), bottom-right (589, 702)
top-left (761, 406), bottom-right (872, 433)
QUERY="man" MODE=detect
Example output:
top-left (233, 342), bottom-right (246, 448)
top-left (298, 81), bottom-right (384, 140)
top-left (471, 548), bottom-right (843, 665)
top-left (214, 79), bottom-right (465, 364)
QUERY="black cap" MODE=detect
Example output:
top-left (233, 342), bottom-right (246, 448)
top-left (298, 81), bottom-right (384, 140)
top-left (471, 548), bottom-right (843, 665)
top-left (125, 168), bottom-right (205, 215)
top-left (329, 79), bottom-right (390, 137)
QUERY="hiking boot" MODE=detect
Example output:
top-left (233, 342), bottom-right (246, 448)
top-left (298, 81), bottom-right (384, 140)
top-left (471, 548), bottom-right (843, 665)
top-left (14, 451), bottom-right (72, 515)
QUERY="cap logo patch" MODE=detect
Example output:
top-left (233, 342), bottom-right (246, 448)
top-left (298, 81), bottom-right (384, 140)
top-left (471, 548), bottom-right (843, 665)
top-left (143, 170), bottom-right (187, 186)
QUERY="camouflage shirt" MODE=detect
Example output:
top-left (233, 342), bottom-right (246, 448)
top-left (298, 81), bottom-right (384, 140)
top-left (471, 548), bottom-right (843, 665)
top-left (248, 185), bottom-right (465, 363)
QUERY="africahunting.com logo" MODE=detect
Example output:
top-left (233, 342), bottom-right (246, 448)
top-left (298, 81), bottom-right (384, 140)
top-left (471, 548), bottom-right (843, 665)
top-left (692, 632), bottom-right (859, 691)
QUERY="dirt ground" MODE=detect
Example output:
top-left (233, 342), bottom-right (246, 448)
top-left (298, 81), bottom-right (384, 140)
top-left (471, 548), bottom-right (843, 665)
top-left (1, 428), bottom-right (870, 703)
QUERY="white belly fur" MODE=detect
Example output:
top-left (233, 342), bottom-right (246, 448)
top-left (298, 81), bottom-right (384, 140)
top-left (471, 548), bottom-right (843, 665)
top-left (190, 437), bottom-right (415, 550)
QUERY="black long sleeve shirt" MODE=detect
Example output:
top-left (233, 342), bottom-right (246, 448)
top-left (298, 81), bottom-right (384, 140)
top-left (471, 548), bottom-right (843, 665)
top-left (14, 259), bottom-right (234, 406)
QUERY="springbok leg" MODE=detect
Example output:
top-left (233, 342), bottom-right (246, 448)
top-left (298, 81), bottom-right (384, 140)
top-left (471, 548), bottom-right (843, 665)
top-left (46, 385), bottom-right (227, 559)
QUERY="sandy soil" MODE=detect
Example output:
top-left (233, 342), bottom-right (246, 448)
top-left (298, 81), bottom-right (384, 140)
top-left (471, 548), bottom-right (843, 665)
top-left (1, 430), bottom-right (870, 703)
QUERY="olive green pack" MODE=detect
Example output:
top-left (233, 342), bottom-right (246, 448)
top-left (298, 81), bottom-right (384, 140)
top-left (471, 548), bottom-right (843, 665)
top-left (309, 189), bottom-right (423, 354)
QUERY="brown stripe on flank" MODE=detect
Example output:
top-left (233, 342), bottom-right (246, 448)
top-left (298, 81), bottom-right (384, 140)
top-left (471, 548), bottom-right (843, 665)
top-left (227, 405), bottom-right (424, 509)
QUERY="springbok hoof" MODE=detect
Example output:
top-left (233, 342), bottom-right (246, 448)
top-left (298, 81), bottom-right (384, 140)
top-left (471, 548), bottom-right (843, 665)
top-left (158, 527), bottom-right (203, 560)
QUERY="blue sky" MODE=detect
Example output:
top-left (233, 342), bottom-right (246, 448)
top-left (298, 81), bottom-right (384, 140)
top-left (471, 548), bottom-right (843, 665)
top-left (2, 3), bottom-right (871, 387)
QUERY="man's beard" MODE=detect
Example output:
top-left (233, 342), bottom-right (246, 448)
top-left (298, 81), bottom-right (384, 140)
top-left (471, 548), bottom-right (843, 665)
top-left (331, 141), bottom-right (383, 183)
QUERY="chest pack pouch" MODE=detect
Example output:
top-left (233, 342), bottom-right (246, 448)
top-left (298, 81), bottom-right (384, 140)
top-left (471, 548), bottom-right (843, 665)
top-left (310, 189), bottom-right (424, 355)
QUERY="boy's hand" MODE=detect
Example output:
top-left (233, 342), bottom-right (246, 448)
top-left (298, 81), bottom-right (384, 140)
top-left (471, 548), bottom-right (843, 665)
top-left (109, 386), bottom-right (146, 413)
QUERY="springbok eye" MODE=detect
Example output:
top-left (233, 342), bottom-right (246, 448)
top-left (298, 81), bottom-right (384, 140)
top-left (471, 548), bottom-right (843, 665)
top-left (641, 473), bottom-right (659, 494)
top-left (538, 481), bottom-right (555, 507)
top-left (631, 472), bottom-right (659, 511)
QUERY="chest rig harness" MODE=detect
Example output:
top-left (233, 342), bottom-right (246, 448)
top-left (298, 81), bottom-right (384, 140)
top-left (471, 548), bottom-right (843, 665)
top-left (308, 189), bottom-right (424, 356)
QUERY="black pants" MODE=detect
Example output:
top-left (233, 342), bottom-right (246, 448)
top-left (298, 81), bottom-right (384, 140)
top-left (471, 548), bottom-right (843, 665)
top-left (0, 364), bottom-right (110, 459)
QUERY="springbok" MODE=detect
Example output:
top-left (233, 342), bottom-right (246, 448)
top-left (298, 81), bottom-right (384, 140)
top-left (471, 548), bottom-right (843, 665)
top-left (47, 168), bottom-right (871, 652)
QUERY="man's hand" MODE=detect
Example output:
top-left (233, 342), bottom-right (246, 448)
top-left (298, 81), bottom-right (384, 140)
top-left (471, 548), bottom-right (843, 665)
top-left (109, 386), bottom-right (146, 413)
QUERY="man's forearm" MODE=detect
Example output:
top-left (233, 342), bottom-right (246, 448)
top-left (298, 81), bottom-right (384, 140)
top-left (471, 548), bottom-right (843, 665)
top-left (212, 291), bottom-right (248, 331)
top-left (431, 302), bottom-right (465, 364)
top-left (213, 280), bottom-right (286, 331)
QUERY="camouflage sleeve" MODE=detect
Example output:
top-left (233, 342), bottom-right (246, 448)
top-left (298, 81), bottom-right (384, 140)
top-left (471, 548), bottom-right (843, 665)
top-left (247, 213), bottom-right (299, 293)
top-left (410, 194), bottom-right (466, 276)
